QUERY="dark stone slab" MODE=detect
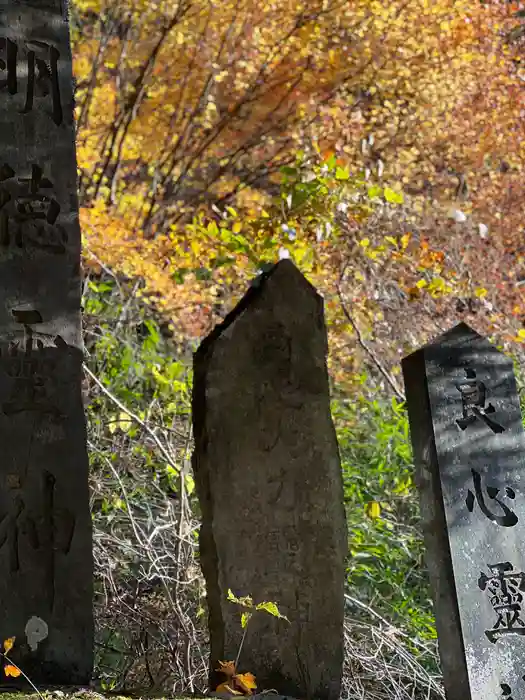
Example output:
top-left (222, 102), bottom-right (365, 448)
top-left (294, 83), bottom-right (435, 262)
top-left (0, 0), bottom-right (92, 685)
top-left (192, 260), bottom-right (347, 700)
top-left (403, 322), bottom-right (525, 700)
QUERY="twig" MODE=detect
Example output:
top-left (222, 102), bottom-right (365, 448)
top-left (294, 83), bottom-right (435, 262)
top-left (344, 594), bottom-right (433, 655)
top-left (83, 363), bottom-right (181, 472)
top-left (336, 287), bottom-right (405, 401)
top-left (234, 623), bottom-right (249, 672)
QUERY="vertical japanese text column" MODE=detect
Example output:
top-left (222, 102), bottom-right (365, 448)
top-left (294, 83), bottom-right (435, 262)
top-left (403, 323), bottom-right (525, 700)
top-left (0, 0), bottom-right (93, 684)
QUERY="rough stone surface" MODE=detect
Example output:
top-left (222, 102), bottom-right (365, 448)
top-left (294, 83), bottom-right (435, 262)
top-left (403, 322), bottom-right (525, 700)
top-left (192, 260), bottom-right (347, 700)
top-left (0, 0), bottom-right (93, 684)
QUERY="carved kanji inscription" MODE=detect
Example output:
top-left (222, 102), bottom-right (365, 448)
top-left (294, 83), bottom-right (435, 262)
top-left (0, 36), bottom-right (62, 124)
top-left (0, 163), bottom-right (68, 254)
top-left (466, 469), bottom-right (518, 527)
top-left (500, 677), bottom-right (525, 700)
top-left (0, 470), bottom-right (75, 611)
top-left (455, 367), bottom-right (505, 433)
top-left (479, 562), bottom-right (525, 643)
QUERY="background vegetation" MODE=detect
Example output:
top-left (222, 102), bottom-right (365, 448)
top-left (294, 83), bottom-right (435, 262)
top-left (73, 0), bottom-right (525, 697)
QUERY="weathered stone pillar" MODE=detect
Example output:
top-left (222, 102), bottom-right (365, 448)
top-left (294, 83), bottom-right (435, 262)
top-left (192, 260), bottom-right (347, 700)
top-left (403, 323), bottom-right (525, 700)
top-left (0, 0), bottom-right (93, 684)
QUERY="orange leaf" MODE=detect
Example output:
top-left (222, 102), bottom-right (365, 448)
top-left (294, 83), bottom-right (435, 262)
top-left (4, 665), bottom-right (21, 678)
top-left (406, 286), bottom-right (420, 301)
top-left (233, 672), bottom-right (257, 693)
top-left (3, 638), bottom-right (15, 654)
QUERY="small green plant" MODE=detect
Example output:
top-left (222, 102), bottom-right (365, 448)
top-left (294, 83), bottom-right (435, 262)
top-left (214, 589), bottom-right (290, 696)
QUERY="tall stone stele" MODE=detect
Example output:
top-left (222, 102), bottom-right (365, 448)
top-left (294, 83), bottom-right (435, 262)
top-left (403, 323), bottom-right (525, 700)
top-left (0, 0), bottom-right (93, 685)
top-left (192, 260), bottom-right (347, 700)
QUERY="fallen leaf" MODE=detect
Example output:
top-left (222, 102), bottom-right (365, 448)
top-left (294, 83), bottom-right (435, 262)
top-left (4, 665), bottom-right (21, 678)
top-left (234, 672), bottom-right (257, 693)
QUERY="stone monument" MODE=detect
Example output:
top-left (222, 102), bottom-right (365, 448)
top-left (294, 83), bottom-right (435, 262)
top-left (192, 260), bottom-right (347, 700)
top-left (403, 322), bottom-right (525, 700)
top-left (0, 0), bottom-right (93, 684)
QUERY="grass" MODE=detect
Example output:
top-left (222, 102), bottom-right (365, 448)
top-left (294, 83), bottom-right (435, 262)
top-left (0, 692), bottom-right (212, 700)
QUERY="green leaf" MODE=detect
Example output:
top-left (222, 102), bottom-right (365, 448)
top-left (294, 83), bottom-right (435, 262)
top-left (241, 612), bottom-right (252, 629)
top-left (151, 366), bottom-right (170, 386)
top-left (226, 233), bottom-right (251, 254)
top-left (227, 589), bottom-right (240, 604)
top-left (207, 220), bottom-right (219, 236)
top-left (210, 255), bottom-right (235, 268)
top-left (255, 601), bottom-right (290, 622)
top-left (335, 166), bottom-right (350, 180)
top-left (117, 411), bottom-right (132, 433)
top-left (367, 185), bottom-right (383, 199)
top-left (194, 267), bottom-right (212, 281)
top-left (171, 267), bottom-right (189, 284)
top-left (226, 590), bottom-right (253, 608)
top-left (184, 473), bottom-right (195, 496)
top-left (383, 187), bottom-right (404, 204)
top-left (143, 320), bottom-right (160, 344)
top-left (88, 281), bottom-right (114, 294)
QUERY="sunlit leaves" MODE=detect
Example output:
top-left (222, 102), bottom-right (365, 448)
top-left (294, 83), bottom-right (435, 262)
top-left (4, 666), bottom-right (21, 678)
top-left (73, 0), bottom-right (525, 402)
top-left (227, 589), bottom-right (290, 623)
top-left (366, 501), bottom-right (381, 519)
top-left (72, 0), bottom-right (509, 241)
top-left (3, 638), bottom-right (14, 654)
top-left (383, 187), bottom-right (403, 205)
top-left (2, 637), bottom-right (21, 679)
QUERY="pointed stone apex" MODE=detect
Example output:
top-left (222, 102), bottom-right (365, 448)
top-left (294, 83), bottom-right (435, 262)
top-left (270, 257), bottom-right (302, 276)
top-left (430, 321), bottom-right (483, 348)
top-left (196, 260), bottom-right (319, 358)
top-left (403, 322), bottom-right (495, 362)
top-left (256, 258), bottom-right (316, 293)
